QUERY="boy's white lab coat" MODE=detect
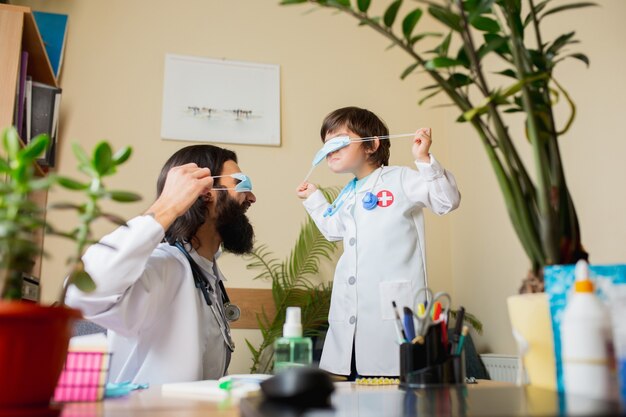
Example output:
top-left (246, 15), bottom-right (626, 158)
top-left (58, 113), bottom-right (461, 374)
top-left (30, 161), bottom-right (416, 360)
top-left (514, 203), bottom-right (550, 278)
top-left (65, 215), bottom-right (231, 384)
top-left (303, 155), bottom-right (460, 376)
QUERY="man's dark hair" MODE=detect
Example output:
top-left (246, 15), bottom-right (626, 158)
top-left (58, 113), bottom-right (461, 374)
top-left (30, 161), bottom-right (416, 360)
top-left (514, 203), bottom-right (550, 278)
top-left (156, 144), bottom-right (237, 246)
top-left (320, 106), bottom-right (390, 167)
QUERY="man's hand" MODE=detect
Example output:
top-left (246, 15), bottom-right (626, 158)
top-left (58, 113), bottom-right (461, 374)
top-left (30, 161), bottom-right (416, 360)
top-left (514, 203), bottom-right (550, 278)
top-left (296, 181), bottom-right (318, 199)
top-left (145, 163), bottom-right (214, 230)
top-left (412, 128), bottom-right (432, 163)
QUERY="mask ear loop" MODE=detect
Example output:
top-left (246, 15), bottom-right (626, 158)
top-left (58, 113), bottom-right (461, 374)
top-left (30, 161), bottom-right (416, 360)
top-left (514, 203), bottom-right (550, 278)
top-left (211, 174), bottom-right (252, 192)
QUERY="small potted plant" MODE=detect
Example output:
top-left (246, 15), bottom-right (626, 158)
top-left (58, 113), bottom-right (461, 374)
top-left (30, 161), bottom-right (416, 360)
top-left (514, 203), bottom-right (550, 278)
top-left (0, 127), bottom-right (140, 410)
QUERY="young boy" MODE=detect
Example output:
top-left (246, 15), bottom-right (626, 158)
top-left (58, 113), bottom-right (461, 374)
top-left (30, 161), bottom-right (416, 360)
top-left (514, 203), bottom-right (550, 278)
top-left (296, 107), bottom-right (460, 379)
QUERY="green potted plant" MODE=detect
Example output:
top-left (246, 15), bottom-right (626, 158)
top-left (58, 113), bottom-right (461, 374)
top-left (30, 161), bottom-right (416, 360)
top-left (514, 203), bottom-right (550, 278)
top-left (0, 127), bottom-right (140, 410)
top-left (278, 0), bottom-right (597, 388)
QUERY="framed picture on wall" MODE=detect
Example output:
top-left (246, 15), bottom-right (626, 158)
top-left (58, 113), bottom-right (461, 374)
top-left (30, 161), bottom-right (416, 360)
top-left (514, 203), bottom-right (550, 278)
top-left (161, 54), bottom-right (280, 146)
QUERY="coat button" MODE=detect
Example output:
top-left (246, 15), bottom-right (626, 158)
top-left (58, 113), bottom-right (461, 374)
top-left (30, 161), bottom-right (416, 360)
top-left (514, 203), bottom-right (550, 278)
top-left (349, 316), bottom-right (356, 324)
top-left (349, 238), bottom-right (356, 246)
top-left (348, 276), bottom-right (356, 285)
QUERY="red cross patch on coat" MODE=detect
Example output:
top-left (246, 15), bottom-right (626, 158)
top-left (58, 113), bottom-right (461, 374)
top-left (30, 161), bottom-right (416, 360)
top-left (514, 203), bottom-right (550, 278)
top-left (376, 190), bottom-right (394, 207)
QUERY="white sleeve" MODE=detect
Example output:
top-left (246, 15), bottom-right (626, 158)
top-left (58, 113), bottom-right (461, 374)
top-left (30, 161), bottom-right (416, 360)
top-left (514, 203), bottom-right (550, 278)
top-left (401, 154), bottom-right (461, 215)
top-left (302, 190), bottom-right (345, 242)
top-left (65, 215), bottom-right (184, 337)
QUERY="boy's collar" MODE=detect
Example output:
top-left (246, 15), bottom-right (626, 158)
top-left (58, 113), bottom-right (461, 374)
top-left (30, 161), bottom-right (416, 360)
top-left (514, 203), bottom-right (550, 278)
top-left (355, 166), bottom-right (386, 194)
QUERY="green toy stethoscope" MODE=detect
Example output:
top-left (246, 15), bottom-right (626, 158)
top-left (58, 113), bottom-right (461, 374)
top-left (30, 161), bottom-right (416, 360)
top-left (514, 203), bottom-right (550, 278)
top-left (304, 133), bottom-right (416, 217)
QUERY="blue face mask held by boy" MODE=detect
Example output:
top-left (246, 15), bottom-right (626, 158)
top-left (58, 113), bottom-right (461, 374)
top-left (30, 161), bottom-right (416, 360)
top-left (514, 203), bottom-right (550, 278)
top-left (303, 132), bottom-right (417, 182)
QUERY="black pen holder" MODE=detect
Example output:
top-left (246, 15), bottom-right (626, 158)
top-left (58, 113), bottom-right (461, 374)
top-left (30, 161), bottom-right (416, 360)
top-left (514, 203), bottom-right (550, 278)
top-left (399, 325), bottom-right (465, 388)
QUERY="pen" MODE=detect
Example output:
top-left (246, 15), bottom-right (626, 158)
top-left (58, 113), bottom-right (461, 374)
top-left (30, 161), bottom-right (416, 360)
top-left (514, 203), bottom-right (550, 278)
top-left (403, 307), bottom-right (416, 341)
top-left (451, 306), bottom-right (465, 353)
top-left (392, 301), bottom-right (408, 343)
top-left (455, 326), bottom-right (469, 355)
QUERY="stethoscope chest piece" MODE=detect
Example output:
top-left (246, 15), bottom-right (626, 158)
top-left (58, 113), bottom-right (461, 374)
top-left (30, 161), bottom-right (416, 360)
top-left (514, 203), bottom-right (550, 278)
top-left (362, 192), bottom-right (378, 210)
top-left (224, 303), bottom-right (241, 322)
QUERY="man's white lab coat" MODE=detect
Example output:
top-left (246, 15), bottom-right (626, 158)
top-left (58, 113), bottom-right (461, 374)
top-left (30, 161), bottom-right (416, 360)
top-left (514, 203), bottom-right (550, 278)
top-left (66, 215), bottom-right (231, 384)
top-left (303, 156), bottom-right (460, 376)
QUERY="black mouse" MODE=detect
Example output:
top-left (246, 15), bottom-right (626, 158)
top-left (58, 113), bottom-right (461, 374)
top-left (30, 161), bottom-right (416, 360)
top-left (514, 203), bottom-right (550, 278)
top-left (260, 366), bottom-right (335, 407)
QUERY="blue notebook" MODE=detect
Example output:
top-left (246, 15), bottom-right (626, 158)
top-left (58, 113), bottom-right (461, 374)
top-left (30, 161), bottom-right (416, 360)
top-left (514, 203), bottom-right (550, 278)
top-left (33, 11), bottom-right (68, 79)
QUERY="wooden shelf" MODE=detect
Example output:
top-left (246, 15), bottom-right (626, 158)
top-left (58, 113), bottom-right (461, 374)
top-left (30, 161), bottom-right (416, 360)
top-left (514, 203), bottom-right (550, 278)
top-left (1, 3), bottom-right (57, 281)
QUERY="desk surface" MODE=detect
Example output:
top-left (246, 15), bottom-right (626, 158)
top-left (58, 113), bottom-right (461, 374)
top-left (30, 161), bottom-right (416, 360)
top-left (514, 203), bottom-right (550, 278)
top-left (58, 380), bottom-right (624, 417)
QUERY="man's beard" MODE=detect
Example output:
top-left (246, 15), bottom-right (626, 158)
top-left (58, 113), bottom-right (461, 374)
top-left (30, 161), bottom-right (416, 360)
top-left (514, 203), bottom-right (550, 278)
top-left (215, 193), bottom-right (255, 255)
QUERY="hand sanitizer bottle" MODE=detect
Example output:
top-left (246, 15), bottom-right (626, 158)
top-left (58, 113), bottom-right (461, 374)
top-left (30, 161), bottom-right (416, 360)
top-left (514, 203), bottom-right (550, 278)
top-left (562, 260), bottom-right (616, 400)
top-left (273, 307), bottom-right (312, 373)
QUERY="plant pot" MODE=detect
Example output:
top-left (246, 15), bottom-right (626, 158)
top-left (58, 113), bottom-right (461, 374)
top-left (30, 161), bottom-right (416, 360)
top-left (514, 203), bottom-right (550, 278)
top-left (507, 293), bottom-right (557, 390)
top-left (0, 301), bottom-right (82, 409)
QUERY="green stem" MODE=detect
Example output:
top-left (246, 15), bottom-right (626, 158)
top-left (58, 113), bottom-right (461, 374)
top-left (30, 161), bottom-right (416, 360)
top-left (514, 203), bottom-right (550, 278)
top-left (455, 0), bottom-right (545, 265)
top-left (503, 0), bottom-right (557, 264)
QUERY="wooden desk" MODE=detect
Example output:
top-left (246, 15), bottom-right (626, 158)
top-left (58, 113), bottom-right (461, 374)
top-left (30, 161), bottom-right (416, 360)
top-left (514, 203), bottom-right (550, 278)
top-left (57, 380), bottom-right (624, 417)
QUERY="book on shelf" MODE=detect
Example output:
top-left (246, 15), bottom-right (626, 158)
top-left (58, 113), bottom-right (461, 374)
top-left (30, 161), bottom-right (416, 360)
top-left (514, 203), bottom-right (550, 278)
top-left (13, 51), bottom-right (29, 139)
top-left (30, 81), bottom-right (62, 167)
top-left (32, 11), bottom-right (69, 80)
top-left (24, 77), bottom-right (32, 142)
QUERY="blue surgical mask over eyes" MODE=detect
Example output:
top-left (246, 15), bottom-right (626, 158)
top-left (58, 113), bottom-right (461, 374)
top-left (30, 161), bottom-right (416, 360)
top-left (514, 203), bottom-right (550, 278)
top-left (212, 173), bottom-right (253, 192)
top-left (312, 136), bottom-right (352, 166)
top-left (302, 132), bottom-right (419, 183)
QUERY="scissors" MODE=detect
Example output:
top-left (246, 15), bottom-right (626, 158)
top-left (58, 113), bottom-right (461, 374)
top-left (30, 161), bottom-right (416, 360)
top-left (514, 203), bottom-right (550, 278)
top-left (413, 288), bottom-right (452, 339)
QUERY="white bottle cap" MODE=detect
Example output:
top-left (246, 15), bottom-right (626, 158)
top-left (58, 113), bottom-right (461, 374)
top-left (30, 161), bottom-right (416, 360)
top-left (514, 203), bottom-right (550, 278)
top-left (283, 307), bottom-right (303, 338)
top-left (574, 259), bottom-right (593, 293)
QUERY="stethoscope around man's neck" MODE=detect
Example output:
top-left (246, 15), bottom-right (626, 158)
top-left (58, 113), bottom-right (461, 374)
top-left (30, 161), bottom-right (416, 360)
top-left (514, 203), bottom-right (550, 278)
top-left (173, 241), bottom-right (239, 352)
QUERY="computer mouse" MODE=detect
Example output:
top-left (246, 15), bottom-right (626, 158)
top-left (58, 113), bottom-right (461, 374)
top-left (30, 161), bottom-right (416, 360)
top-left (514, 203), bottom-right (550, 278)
top-left (260, 367), bottom-right (335, 407)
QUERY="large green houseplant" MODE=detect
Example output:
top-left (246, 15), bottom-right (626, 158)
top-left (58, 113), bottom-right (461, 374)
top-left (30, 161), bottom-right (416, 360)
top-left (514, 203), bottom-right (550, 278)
top-left (281, 0), bottom-right (594, 293)
top-left (0, 127), bottom-right (140, 409)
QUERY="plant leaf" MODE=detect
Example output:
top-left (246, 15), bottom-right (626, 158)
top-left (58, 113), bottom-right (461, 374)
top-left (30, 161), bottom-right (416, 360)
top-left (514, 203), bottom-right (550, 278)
top-left (357, 0), bottom-right (371, 13)
top-left (328, 0), bottom-right (351, 7)
top-left (3, 127), bottom-right (21, 159)
top-left (418, 88), bottom-right (443, 105)
top-left (438, 31), bottom-right (452, 56)
top-left (107, 190), bottom-right (142, 202)
top-left (425, 57), bottom-right (462, 69)
top-left (400, 62), bottom-right (420, 79)
top-left (57, 176), bottom-right (89, 190)
top-left (93, 141), bottom-right (113, 176)
top-left (72, 143), bottom-right (91, 167)
top-left (71, 269), bottom-right (96, 293)
top-left (428, 5), bottom-right (462, 32)
top-left (384, 0), bottom-right (403, 27)
top-left (402, 8), bottom-right (423, 40)
top-left (20, 134), bottom-right (49, 161)
top-left (448, 73), bottom-right (472, 88)
top-left (540, 2), bottom-right (597, 20)
top-left (470, 16), bottom-right (499, 32)
top-left (100, 213), bottom-right (128, 226)
top-left (564, 52), bottom-right (590, 67)
top-left (112, 146), bottom-right (132, 166)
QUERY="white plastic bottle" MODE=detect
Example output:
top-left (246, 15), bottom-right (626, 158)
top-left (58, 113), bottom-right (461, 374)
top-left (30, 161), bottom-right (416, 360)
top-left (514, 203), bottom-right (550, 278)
top-left (561, 260), bottom-right (615, 400)
top-left (273, 307), bottom-right (312, 373)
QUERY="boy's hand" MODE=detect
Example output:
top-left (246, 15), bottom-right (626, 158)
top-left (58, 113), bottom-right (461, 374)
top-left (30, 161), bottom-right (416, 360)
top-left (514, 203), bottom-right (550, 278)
top-left (412, 128), bottom-right (432, 163)
top-left (296, 182), bottom-right (318, 199)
